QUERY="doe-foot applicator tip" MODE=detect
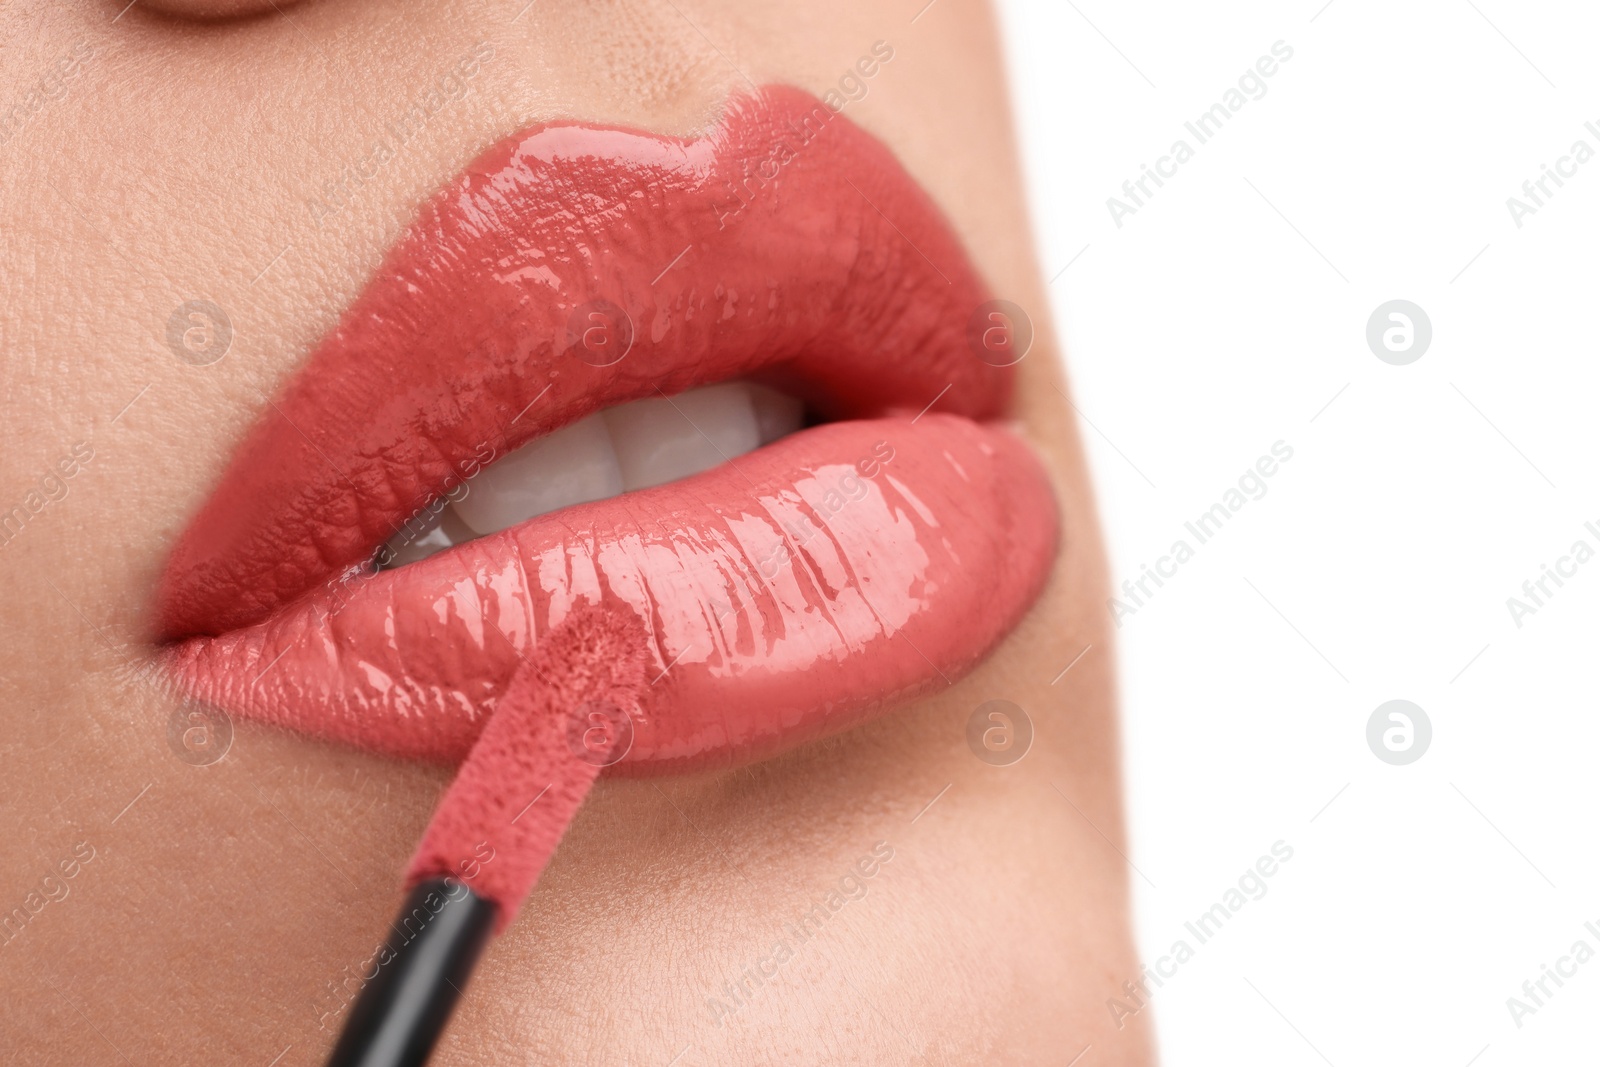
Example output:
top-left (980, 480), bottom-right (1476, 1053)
top-left (405, 605), bottom-right (650, 927)
top-left (325, 605), bottom-right (649, 1067)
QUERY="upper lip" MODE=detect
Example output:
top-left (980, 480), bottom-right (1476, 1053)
top-left (157, 85), bottom-right (1058, 771)
top-left (157, 85), bottom-right (1008, 641)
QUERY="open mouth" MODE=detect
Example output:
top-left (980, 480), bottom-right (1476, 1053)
top-left (377, 381), bottom-right (808, 569)
top-left (156, 86), bottom-right (1059, 772)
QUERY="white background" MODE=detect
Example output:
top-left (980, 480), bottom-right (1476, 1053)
top-left (998, 1), bottom-right (1600, 1063)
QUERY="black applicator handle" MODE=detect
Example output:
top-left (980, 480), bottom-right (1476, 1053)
top-left (325, 879), bottom-right (498, 1067)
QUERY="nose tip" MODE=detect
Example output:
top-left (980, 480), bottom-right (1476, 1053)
top-left (125, 0), bottom-right (308, 23)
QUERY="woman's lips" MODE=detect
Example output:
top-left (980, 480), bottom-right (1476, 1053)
top-left (169, 416), bottom-right (1055, 770)
top-left (158, 86), bottom-right (1059, 771)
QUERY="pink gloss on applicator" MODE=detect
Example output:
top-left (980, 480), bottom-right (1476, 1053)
top-left (325, 607), bottom-right (648, 1067)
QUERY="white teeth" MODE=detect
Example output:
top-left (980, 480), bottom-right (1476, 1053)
top-left (748, 382), bottom-right (806, 445)
top-left (383, 505), bottom-right (475, 567)
top-left (379, 381), bottom-right (802, 565)
top-left (452, 413), bottom-right (623, 536)
top-left (605, 382), bottom-right (759, 492)
top-left (383, 508), bottom-right (453, 568)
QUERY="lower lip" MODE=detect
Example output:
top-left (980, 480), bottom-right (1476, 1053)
top-left (166, 414), bottom-right (1057, 771)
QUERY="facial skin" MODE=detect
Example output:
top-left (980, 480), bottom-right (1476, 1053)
top-left (0, 1), bottom-right (1153, 1063)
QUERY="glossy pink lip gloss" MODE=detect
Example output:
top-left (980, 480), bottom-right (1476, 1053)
top-left (157, 86), bottom-right (1059, 771)
top-left (168, 415), bottom-right (1057, 770)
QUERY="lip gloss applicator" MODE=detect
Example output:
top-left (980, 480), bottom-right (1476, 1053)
top-left (324, 606), bottom-right (649, 1067)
